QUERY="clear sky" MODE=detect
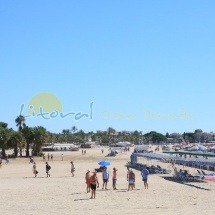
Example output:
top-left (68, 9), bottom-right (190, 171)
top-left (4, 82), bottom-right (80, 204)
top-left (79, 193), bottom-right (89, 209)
top-left (0, 0), bottom-right (215, 134)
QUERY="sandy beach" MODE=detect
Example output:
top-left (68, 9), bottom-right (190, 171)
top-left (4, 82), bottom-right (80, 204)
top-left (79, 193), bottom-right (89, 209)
top-left (0, 147), bottom-right (214, 215)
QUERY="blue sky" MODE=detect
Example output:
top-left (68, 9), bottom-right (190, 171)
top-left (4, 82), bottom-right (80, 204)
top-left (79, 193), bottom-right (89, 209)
top-left (0, 0), bottom-right (215, 134)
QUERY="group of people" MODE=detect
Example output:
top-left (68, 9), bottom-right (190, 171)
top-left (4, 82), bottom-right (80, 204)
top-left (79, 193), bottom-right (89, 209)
top-left (29, 155), bottom-right (149, 199)
top-left (31, 160), bottom-right (75, 178)
top-left (43, 153), bottom-right (53, 161)
top-left (81, 150), bottom-right (87, 155)
top-left (85, 165), bottom-right (149, 199)
top-left (85, 167), bottom-right (118, 199)
top-left (32, 161), bottom-right (52, 177)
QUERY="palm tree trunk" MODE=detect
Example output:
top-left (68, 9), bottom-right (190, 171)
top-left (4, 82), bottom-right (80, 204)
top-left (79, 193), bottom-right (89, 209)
top-left (2, 148), bottom-right (6, 158)
top-left (26, 142), bottom-right (29, 157)
top-left (14, 143), bottom-right (18, 157)
top-left (19, 147), bottom-right (23, 157)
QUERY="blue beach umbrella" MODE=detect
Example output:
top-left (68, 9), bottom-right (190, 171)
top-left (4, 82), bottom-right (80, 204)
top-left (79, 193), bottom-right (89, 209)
top-left (98, 160), bottom-right (110, 166)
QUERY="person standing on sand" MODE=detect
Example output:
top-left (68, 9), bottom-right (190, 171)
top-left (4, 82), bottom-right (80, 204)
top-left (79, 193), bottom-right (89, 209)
top-left (89, 172), bottom-right (99, 199)
top-left (127, 169), bottom-right (135, 191)
top-left (29, 156), bottom-right (34, 164)
top-left (5, 155), bottom-right (9, 164)
top-left (70, 161), bottom-right (75, 177)
top-left (61, 154), bottom-right (63, 161)
top-left (48, 153), bottom-right (50, 161)
top-left (32, 162), bottom-right (38, 177)
top-left (51, 154), bottom-right (53, 161)
top-left (141, 165), bottom-right (149, 189)
top-left (85, 169), bottom-right (91, 193)
top-left (127, 167), bottom-right (135, 188)
top-left (102, 166), bottom-right (109, 190)
top-left (46, 162), bottom-right (51, 177)
top-left (112, 168), bottom-right (118, 190)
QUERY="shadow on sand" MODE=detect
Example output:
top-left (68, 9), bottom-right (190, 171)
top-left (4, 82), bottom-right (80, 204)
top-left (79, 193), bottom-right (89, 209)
top-left (162, 176), bottom-right (210, 191)
top-left (116, 188), bottom-right (141, 192)
top-left (23, 176), bottom-right (46, 179)
top-left (70, 193), bottom-right (82, 195)
top-left (74, 198), bottom-right (91, 201)
top-left (23, 176), bottom-right (74, 179)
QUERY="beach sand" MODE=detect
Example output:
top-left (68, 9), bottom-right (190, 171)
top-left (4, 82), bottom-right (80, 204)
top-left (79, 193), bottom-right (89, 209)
top-left (0, 147), bottom-right (214, 215)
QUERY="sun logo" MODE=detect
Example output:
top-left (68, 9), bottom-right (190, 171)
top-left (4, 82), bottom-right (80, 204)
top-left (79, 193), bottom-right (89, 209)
top-left (27, 92), bottom-right (63, 116)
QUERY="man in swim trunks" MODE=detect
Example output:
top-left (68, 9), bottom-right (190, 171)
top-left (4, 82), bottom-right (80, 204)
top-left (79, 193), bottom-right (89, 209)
top-left (102, 166), bottom-right (109, 190)
top-left (89, 172), bottom-right (99, 199)
top-left (141, 165), bottom-right (149, 189)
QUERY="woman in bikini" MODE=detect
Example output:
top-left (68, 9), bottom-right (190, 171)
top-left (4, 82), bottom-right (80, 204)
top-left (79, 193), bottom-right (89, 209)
top-left (127, 169), bottom-right (135, 191)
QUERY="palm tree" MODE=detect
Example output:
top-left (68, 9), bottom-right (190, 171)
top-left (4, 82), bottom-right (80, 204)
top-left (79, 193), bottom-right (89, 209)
top-left (22, 126), bottom-right (35, 157)
top-left (71, 126), bottom-right (78, 134)
top-left (0, 122), bottom-right (8, 129)
top-left (62, 129), bottom-right (70, 143)
top-left (10, 131), bottom-right (25, 157)
top-left (15, 115), bottom-right (26, 131)
top-left (33, 126), bottom-right (47, 156)
top-left (0, 124), bottom-right (11, 158)
top-left (107, 127), bottom-right (116, 135)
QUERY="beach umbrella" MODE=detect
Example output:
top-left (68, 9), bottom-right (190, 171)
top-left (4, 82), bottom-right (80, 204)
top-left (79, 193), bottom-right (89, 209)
top-left (98, 160), bottom-right (110, 166)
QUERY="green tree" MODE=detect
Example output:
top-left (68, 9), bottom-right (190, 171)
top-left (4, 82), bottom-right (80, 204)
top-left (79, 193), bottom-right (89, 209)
top-left (0, 124), bottom-right (11, 158)
top-left (22, 126), bottom-right (35, 157)
top-left (71, 126), bottom-right (78, 134)
top-left (183, 132), bottom-right (195, 143)
top-left (107, 127), bottom-right (116, 135)
top-left (62, 129), bottom-right (70, 143)
top-left (0, 122), bottom-right (8, 129)
top-left (15, 115), bottom-right (26, 131)
top-left (144, 131), bottom-right (166, 144)
top-left (33, 126), bottom-right (47, 156)
top-left (9, 131), bottom-right (25, 157)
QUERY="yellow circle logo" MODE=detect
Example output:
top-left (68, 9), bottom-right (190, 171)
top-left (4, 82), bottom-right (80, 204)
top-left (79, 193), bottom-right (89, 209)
top-left (28, 92), bottom-right (63, 115)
